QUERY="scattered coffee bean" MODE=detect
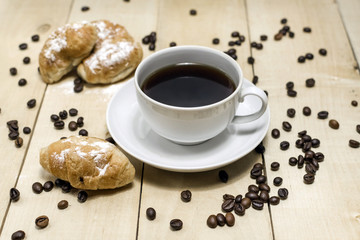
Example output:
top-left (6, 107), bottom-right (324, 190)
top-left (78, 190), bottom-right (88, 203)
top-left (255, 143), bottom-right (265, 154)
top-left (311, 159), bottom-right (320, 170)
top-left (357, 125), bottom-right (360, 134)
top-left (58, 200), bottom-right (69, 210)
top-left (23, 57), bottom-right (30, 64)
top-left (207, 215), bottom-right (217, 228)
top-left (19, 43), bottom-right (28, 50)
top-left (319, 48), bottom-right (327, 56)
top-left (32, 182), bottom-right (43, 194)
top-left (61, 181), bottom-right (72, 193)
top-left (212, 38), bottom-right (220, 45)
top-left (269, 196), bottom-right (280, 205)
top-left (282, 121), bottom-right (292, 132)
top-left (248, 184), bottom-right (259, 193)
top-left (240, 197), bottom-right (251, 209)
top-left (251, 42), bottom-right (258, 48)
top-left (247, 57), bottom-right (255, 64)
top-left (305, 163), bottom-right (317, 175)
top-left (50, 114), bottom-right (59, 122)
top-left (253, 163), bottom-right (263, 169)
top-left (259, 183), bottom-right (271, 192)
top-left (43, 181), bottom-right (54, 192)
top-left (216, 213), bottom-right (226, 226)
top-left (287, 108), bottom-right (296, 118)
top-left (289, 31), bottom-right (295, 38)
top-left (81, 6), bottom-right (90, 11)
top-left (9, 131), bottom-right (19, 140)
top-left (280, 141), bottom-right (290, 150)
top-left (18, 78), bottom-right (27, 86)
top-left (311, 138), bottom-right (320, 148)
top-left (351, 100), bottom-right (358, 107)
top-left (271, 162), bottom-right (280, 171)
top-left (69, 108), bottom-right (78, 116)
top-left (170, 219), bottom-right (183, 231)
top-left (146, 207), bottom-right (156, 220)
top-left (234, 203), bottom-right (245, 216)
top-left (259, 191), bottom-right (269, 203)
top-left (218, 170), bottom-right (228, 183)
top-left (10, 188), bottom-right (20, 201)
top-left (79, 129), bottom-right (88, 136)
top-left (303, 106), bottom-right (311, 116)
top-left (11, 230), bottom-right (25, 240)
top-left (235, 194), bottom-right (243, 203)
top-left (15, 137), bottom-right (23, 148)
top-left (239, 35), bottom-right (245, 42)
top-left (181, 190), bottom-right (192, 202)
top-left (225, 212), bottom-right (235, 226)
top-left (271, 128), bottom-right (280, 139)
top-left (27, 99), bottom-right (36, 108)
top-left (55, 178), bottom-right (65, 187)
top-left (317, 111), bottom-right (329, 119)
top-left (189, 9), bottom-right (197, 15)
top-left (306, 78), bottom-right (315, 87)
top-left (250, 167), bottom-right (262, 179)
top-left (287, 89), bottom-right (297, 97)
top-left (231, 31), bottom-right (240, 37)
top-left (35, 215), bottom-right (49, 228)
top-left (68, 121), bottom-right (78, 131)
top-left (31, 34), bottom-right (40, 42)
top-left (223, 194), bottom-right (235, 200)
top-left (297, 56), bottom-right (306, 63)
top-left (278, 188), bottom-right (289, 200)
top-left (74, 83), bottom-right (84, 93)
top-left (222, 199), bottom-right (235, 212)
top-left (260, 35), bottom-right (268, 41)
top-left (329, 119), bottom-right (339, 129)
top-left (298, 130), bottom-right (307, 137)
top-left (252, 199), bottom-right (264, 210)
top-left (286, 81), bottom-right (294, 90)
top-left (302, 134), bottom-right (312, 142)
top-left (169, 42), bottom-right (176, 47)
top-left (252, 75), bottom-right (259, 85)
top-left (280, 18), bottom-right (287, 24)
top-left (273, 177), bottom-right (283, 186)
top-left (303, 27), bottom-right (311, 33)
top-left (10, 67), bottom-right (17, 76)
top-left (77, 117), bottom-right (84, 127)
top-left (303, 173), bottom-right (315, 184)
top-left (304, 150), bottom-right (315, 161)
top-left (274, 32), bottom-right (283, 41)
top-left (349, 139), bottom-right (360, 148)
top-left (305, 53), bottom-right (314, 60)
top-left (59, 110), bottom-right (68, 120)
top-left (22, 127), bottom-right (31, 134)
top-left (54, 120), bottom-right (65, 129)
top-left (298, 155), bottom-right (305, 168)
top-left (256, 175), bottom-right (267, 184)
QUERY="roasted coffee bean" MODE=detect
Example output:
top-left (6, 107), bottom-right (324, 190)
top-left (311, 159), bottom-right (320, 170)
top-left (273, 177), bottom-right (283, 186)
top-left (250, 167), bottom-right (262, 179)
top-left (68, 121), bottom-right (78, 131)
top-left (61, 181), bottom-right (72, 193)
top-left (43, 181), bottom-right (54, 192)
top-left (19, 43), bottom-right (28, 50)
top-left (349, 139), bottom-right (360, 148)
top-left (228, 41), bottom-right (235, 46)
top-left (32, 182), bottom-right (43, 194)
top-left (288, 157), bottom-right (298, 166)
top-left (212, 38), bottom-right (220, 45)
top-left (146, 207), bottom-right (156, 220)
top-left (169, 42), bottom-right (176, 47)
top-left (81, 6), bottom-right (90, 11)
top-left (251, 42), bottom-right (258, 48)
top-left (245, 191), bottom-right (258, 201)
top-left (302, 134), bottom-right (312, 142)
top-left (50, 114), bottom-right (59, 122)
top-left (235, 194), bottom-right (242, 203)
top-left (311, 138), bottom-right (320, 148)
top-left (239, 35), bottom-right (245, 42)
top-left (303, 27), bottom-right (311, 33)
top-left (9, 131), bottom-right (19, 140)
top-left (11, 230), bottom-right (26, 240)
top-left (260, 35), bottom-right (268, 41)
top-left (305, 163), bottom-right (317, 175)
top-left (74, 77), bottom-right (83, 85)
top-left (23, 127), bottom-right (31, 134)
top-left (287, 89), bottom-right (297, 97)
top-left (59, 110), bottom-right (68, 120)
top-left (317, 111), bottom-right (329, 119)
top-left (319, 48), bottom-right (327, 56)
top-left (298, 155), bottom-right (305, 168)
top-left (78, 190), bottom-right (88, 203)
top-left (287, 108), bottom-right (296, 118)
top-left (10, 188), bottom-right (20, 201)
top-left (218, 170), bottom-right (228, 183)
top-left (18, 78), bottom-right (27, 86)
top-left (142, 35), bottom-right (150, 44)
top-left (252, 75), bottom-right (259, 85)
top-left (302, 142), bottom-right (312, 152)
top-left (35, 215), bottom-right (49, 228)
top-left (68, 108), bottom-right (78, 116)
top-left (216, 213), bottom-right (226, 226)
top-left (289, 31), bottom-right (295, 38)
top-left (57, 200), bottom-right (68, 210)
top-left (271, 128), bottom-right (280, 139)
top-left (189, 9), bottom-right (197, 15)
top-left (8, 120), bottom-right (19, 131)
top-left (248, 184), bottom-right (260, 193)
top-left (282, 121), bottom-right (292, 132)
top-left (247, 57), bottom-right (255, 64)
top-left (223, 194), bottom-right (235, 200)
top-left (255, 143), bottom-right (265, 154)
top-left (77, 117), bottom-right (84, 127)
top-left (54, 120), bottom-right (65, 129)
top-left (252, 199), bottom-right (264, 210)
top-left (256, 175), bottom-right (267, 184)
top-left (23, 57), bottom-right (30, 64)
top-left (274, 32), bottom-right (283, 41)
top-left (74, 83), bottom-right (84, 93)
top-left (231, 31), bottom-right (240, 37)
top-left (15, 137), bottom-right (23, 148)
top-left (303, 106), bottom-right (311, 116)
top-left (298, 130), bottom-right (307, 137)
top-left (10, 67), bottom-right (17, 76)
top-left (280, 141), bottom-right (290, 150)
top-left (207, 215), bottom-right (217, 228)
top-left (306, 78), bottom-right (315, 87)
top-left (225, 212), bottom-right (235, 226)
top-left (256, 43), bottom-right (263, 50)
top-left (329, 119), bottom-right (339, 129)
top-left (235, 40), bottom-right (242, 46)
top-left (241, 197), bottom-right (251, 209)
top-left (305, 53), bottom-right (314, 60)
top-left (351, 100), bottom-right (358, 107)
top-left (27, 99), bottom-right (36, 108)
top-left (357, 125), bottom-right (360, 134)
top-left (295, 139), bottom-right (303, 148)
top-left (79, 129), bottom-right (88, 136)
top-left (303, 173), bottom-right (315, 184)
top-left (278, 188), bottom-right (289, 200)
top-left (280, 18), bottom-right (287, 24)
top-left (170, 219), bottom-right (183, 231)
top-left (259, 183), bottom-right (271, 192)
top-left (253, 163), bottom-right (263, 169)
top-left (271, 162), bottom-right (280, 171)
top-left (32, 34), bottom-right (40, 42)
top-left (304, 150), bottom-right (315, 161)
top-left (234, 203), bottom-right (245, 216)
top-left (259, 191), bottom-right (269, 203)
top-left (222, 199), bottom-right (235, 212)
top-left (286, 81), bottom-right (294, 90)
top-left (269, 196), bottom-right (280, 205)
top-left (55, 178), bottom-right (65, 187)
top-left (297, 56), bottom-right (306, 63)
top-left (181, 190), bottom-right (192, 202)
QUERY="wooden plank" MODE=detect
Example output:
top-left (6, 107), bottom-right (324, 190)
top-left (0, 0), bottom-right (72, 230)
top-left (247, 0), bottom-right (360, 239)
top-left (337, 0), bottom-right (360, 66)
top-left (137, 0), bottom-right (273, 239)
top-left (1, 0), bottom-right (159, 239)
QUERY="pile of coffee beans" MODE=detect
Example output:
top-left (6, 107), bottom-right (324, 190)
top-left (50, 108), bottom-right (88, 136)
top-left (142, 32), bottom-right (157, 51)
top-left (273, 18), bottom-right (295, 41)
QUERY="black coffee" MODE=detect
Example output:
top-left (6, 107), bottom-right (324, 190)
top-left (141, 63), bottom-right (236, 107)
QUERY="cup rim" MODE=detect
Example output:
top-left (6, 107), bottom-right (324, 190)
top-left (134, 45), bottom-right (243, 111)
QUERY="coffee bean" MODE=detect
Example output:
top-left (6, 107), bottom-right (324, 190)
top-left (190, 9), bottom-right (197, 15)
top-left (170, 219), bottom-right (183, 231)
top-left (253, 163), bottom-right (263, 169)
top-left (286, 81), bottom-right (294, 90)
top-left (311, 138), bottom-right (320, 148)
top-left (314, 152), bottom-right (324, 162)
top-left (298, 56), bottom-right (306, 63)
top-left (23, 57), bottom-right (31, 64)
top-left (303, 173), bottom-right (315, 184)
top-left (305, 163), bottom-right (317, 175)
top-left (304, 150), bottom-right (315, 161)
top-left (317, 111), bottom-right (329, 119)
top-left (228, 41), bottom-right (235, 46)
top-left (271, 162), bottom-right (280, 171)
top-left (319, 48), bottom-right (327, 56)
top-left (235, 194), bottom-right (242, 203)
top-left (78, 190), bottom-right (88, 203)
top-left (50, 114), bottom-right (59, 122)
top-left (278, 188), bottom-right (289, 200)
top-left (58, 200), bottom-right (69, 210)
top-left (247, 56), bottom-right (255, 64)
top-left (212, 38), bottom-right (220, 45)
top-left (15, 137), bottom-right (23, 148)
top-left (271, 128), bottom-right (280, 139)
top-left (55, 178), bottom-right (65, 187)
top-left (289, 31), bottom-right (295, 38)
top-left (311, 159), bottom-right (320, 170)
top-left (349, 139), bottom-right (360, 148)
top-left (59, 110), bottom-right (67, 120)
top-left (298, 155), bottom-right (305, 168)
top-left (239, 35), bottom-right (245, 42)
top-left (250, 167), bottom-right (262, 179)
top-left (10, 188), bottom-right (20, 201)
top-left (27, 99), bottom-right (36, 108)
top-left (35, 215), bottom-right (49, 228)
top-left (11, 230), bottom-right (26, 240)
top-left (256, 175), bottom-right (267, 184)
top-left (223, 194), bottom-right (235, 200)
top-left (216, 213), bottom-right (226, 226)
top-left (74, 83), bottom-right (84, 93)
top-left (18, 78), bottom-right (27, 86)
top-left (282, 121), bottom-right (292, 132)
top-left (351, 100), bottom-right (358, 107)
top-left (357, 125), bottom-right (360, 134)
top-left (43, 181), bottom-right (54, 192)
top-left (260, 35), bottom-right (268, 41)
top-left (231, 31), bottom-right (240, 37)
top-left (207, 215), bottom-right (217, 228)
top-left (256, 43), bottom-right (263, 49)
top-left (274, 32), bottom-right (283, 41)
top-left (269, 196), bottom-right (280, 205)
top-left (181, 190), bottom-right (192, 202)
top-left (244, 192), bottom-right (258, 201)
top-left (234, 203), bottom-right (246, 216)
top-left (280, 18), bottom-right (287, 24)
top-left (10, 67), bottom-right (17, 76)
top-left (259, 183), bottom-right (271, 192)
top-left (252, 75), bottom-right (259, 85)
top-left (287, 108), bottom-right (296, 118)
top-left (146, 207), bottom-right (156, 220)
top-left (240, 197), bottom-right (251, 209)
top-left (218, 170), bottom-right (228, 183)
top-left (259, 191), bottom-right (269, 203)
top-left (19, 43), bottom-right (28, 50)
top-left (289, 157), bottom-right (298, 166)
top-left (305, 78), bottom-right (315, 87)
top-left (9, 131), bottom-right (19, 140)
top-left (61, 181), bottom-right (72, 193)
top-left (32, 182), bottom-right (43, 194)
top-left (273, 177), bottom-right (283, 186)
top-left (22, 127), bottom-right (31, 134)
top-left (54, 120), bottom-right (65, 129)
top-left (255, 143), bottom-right (265, 154)
top-left (287, 89), bottom-right (297, 97)
top-left (225, 212), bottom-right (235, 226)
top-left (248, 184), bottom-right (260, 193)
top-left (280, 141), bottom-right (290, 150)
top-left (303, 106), bottom-right (311, 116)
top-left (222, 199), bottom-right (235, 212)
top-left (77, 117), bottom-right (84, 127)
top-left (68, 121), bottom-right (78, 131)
top-left (79, 129), bottom-right (88, 136)
top-left (252, 199), bottom-right (264, 210)
top-left (302, 134), bottom-right (312, 142)
top-left (68, 108), bottom-right (78, 116)
top-left (305, 53), bottom-right (314, 60)
top-left (298, 130), bottom-right (307, 137)
top-left (169, 42), bottom-right (176, 47)
top-left (81, 6), bottom-right (90, 11)
top-left (303, 27), bottom-right (311, 33)
top-left (329, 119), bottom-right (339, 129)
top-left (32, 34), bottom-right (40, 42)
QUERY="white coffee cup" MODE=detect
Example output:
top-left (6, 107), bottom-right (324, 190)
top-left (134, 45), bottom-right (268, 145)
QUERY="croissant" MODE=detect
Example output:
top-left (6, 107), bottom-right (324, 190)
top-left (40, 136), bottom-right (135, 190)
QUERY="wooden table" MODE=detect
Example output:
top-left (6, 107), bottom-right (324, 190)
top-left (1, 0), bottom-right (359, 239)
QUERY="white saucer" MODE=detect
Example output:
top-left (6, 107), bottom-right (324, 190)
top-left (106, 78), bottom-right (270, 172)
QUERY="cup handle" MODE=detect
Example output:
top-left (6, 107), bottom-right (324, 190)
top-left (232, 86), bottom-right (268, 124)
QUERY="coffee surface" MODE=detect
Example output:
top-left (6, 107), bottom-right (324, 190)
top-left (141, 63), bottom-right (236, 107)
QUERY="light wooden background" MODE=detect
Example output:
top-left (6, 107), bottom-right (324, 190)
top-left (0, 0), bottom-right (359, 239)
